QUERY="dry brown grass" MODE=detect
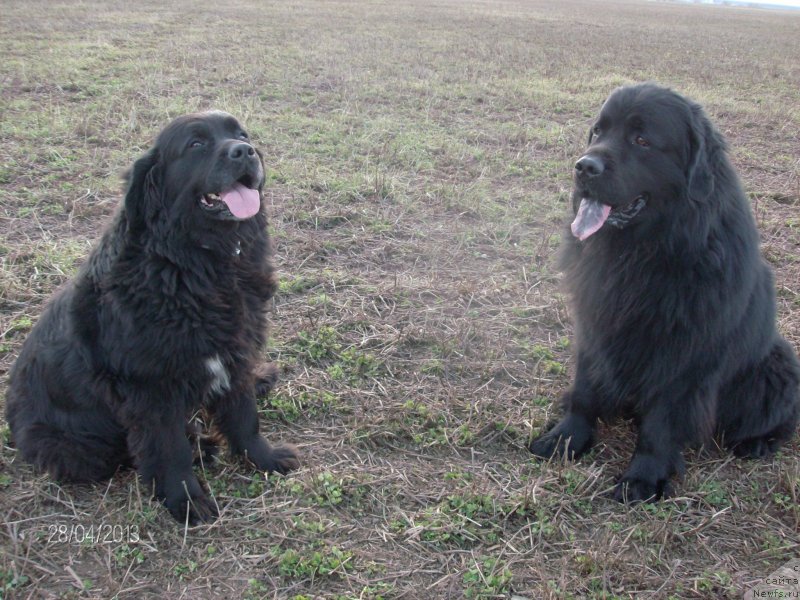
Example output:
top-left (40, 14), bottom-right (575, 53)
top-left (1, 0), bottom-right (799, 598)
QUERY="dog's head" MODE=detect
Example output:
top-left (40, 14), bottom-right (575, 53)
top-left (124, 111), bottom-right (266, 246)
top-left (569, 83), bottom-right (718, 241)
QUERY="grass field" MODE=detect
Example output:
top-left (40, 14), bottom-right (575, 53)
top-left (1, 0), bottom-right (799, 598)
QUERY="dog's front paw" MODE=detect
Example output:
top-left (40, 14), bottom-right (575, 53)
top-left (160, 475), bottom-right (219, 525)
top-left (529, 428), bottom-right (569, 459)
top-left (529, 413), bottom-right (594, 460)
top-left (613, 475), bottom-right (672, 504)
top-left (262, 443), bottom-right (301, 475)
top-left (613, 449), bottom-right (682, 503)
top-left (166, 491), bottom-right (219, 525)
top-left (242, 436), bottom-right (300, 475)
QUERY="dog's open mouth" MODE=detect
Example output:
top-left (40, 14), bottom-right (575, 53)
top-left (571, 195), bottom-right (647, 241)
top-left (200, 182), bottom-right (260, 220)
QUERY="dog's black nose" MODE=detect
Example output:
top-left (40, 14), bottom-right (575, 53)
top-left (228, 142), bottom-right (256, 161)
top-left (575, 155), bottom-right (604, 178)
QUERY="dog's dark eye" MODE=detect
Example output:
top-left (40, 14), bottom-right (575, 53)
top-left (635, 135), bottom-right (650, 147)
top-left (592, 126), bottom-right (601, 136)
top-left (239, 131), bottom-right (249, 140)
top-left (188, 140), bottom-right (204, 149)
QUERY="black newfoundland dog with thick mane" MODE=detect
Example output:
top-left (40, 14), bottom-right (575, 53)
top-left (6, 111), bottom-right (299, 524)
top-left (529, 83), bottom-right (800, 502)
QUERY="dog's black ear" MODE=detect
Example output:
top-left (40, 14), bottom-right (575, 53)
top-left (686, 105), bottom-right (714, 202)
top-left (255, 147), bottom-right (267, 191)
top-left (123, 147), bottom-right (161, 232)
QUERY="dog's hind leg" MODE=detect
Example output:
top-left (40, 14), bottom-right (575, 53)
top-left (719, 337), bottom-right (800, 458)
top-left (14, 421), bottom-right (129, 483)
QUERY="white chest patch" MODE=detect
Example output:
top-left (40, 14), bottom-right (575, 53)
top-left (205, 355), bottom-right (231, 396)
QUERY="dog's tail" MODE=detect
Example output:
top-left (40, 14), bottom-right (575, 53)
top-left (14, 422), bottom-right (130, 483)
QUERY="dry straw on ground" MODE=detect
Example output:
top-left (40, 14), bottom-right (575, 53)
top-left (1, 0), bottom-right (799, 598)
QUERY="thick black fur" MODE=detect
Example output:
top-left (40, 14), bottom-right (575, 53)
top-left (6, 111), bottom-right (300, 524)
top-left (529, 84), bottom-right (800, 502)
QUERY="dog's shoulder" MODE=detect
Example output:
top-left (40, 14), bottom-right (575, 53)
top-left (77, 206), bottom-right (133, 286)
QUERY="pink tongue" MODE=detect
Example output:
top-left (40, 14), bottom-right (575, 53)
top-left (220, 183), bottom-right (260, 219)
top-left (571, 198), bottom-right (611, 241)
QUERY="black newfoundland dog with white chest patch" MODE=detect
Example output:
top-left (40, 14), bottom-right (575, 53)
top-left (529, 83), bottom-right (800, 502)
top-left (6, 111), bottom-right (299, 524)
